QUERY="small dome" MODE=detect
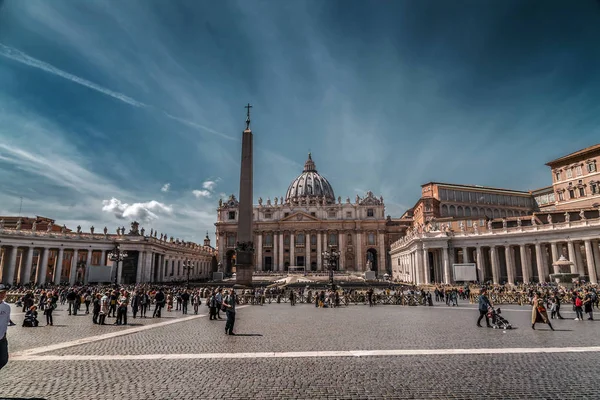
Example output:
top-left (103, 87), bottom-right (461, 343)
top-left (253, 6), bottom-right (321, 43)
top-left (285, 153), bottom-right (335, 204)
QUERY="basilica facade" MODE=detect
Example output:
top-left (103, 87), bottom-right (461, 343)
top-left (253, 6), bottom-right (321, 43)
top-left (215, 154), bottom-right (408, 274)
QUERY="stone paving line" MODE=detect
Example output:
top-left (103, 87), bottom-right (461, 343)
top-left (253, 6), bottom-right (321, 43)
top-left (11, 345), bottom-right (600, 361)
top-left (11, 305), bottom-right (249, 357)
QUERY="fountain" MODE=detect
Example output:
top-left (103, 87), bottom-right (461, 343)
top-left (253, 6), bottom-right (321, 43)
top-left (549, 255), bottom-right (579, 288)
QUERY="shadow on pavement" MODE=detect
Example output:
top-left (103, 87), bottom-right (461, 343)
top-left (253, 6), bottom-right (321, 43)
top-left (233, 333), bottom-right (263, 337)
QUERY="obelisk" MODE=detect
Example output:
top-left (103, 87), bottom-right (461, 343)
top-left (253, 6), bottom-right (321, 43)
top-left (235, 103), bottom-right (254, 287)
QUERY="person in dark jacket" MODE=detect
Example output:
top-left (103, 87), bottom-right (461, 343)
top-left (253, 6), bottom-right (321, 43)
top-left (92, 294), bottom-right (101, 324)
top-left (181, 290), bottom-right (190, 314)
top-left (153, 289), bottom-right (165, 318)
top-left (477, 289), bottom-right (492, 328)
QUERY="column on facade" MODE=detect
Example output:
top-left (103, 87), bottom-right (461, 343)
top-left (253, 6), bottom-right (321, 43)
top-left (338, 232), bottom-right (344, 270)
top-left (584, 240), bottom-right (598, 284)
top-left (36, 247), bottom-right (50, 285)
top-left (378, 232), bottom-right (385, 274)
top-left (475, 247), bottom-right (484, 283)
top-left (159, 254), bottom-right (166, 282)
top-left (574, 242), bottom-right (585, 277)
top-left (290, 231), bottom-right (295, 266)
top-left (100, 250), bottom-right (106, 266)
top-left (257, 232), bottom-right (263, 271)
top-left (462, 247), bottom-right (469, 264)
top-left (505, 246), bottom-right (515, 285)
top-left (273, 232), bottom-right (278, 271)
top-left (442, 247), bottom-right (450, 284)
top-left (489, 246), bottom-right (499, 285)
top-left (356, 231), bottom-right (363, 271)
top-left (550, 242), bottom-right (559, 274)
top-left (53, 248), bottom-right (64, 285)
top-left (416, 248), bottom-right (423, 285)
top-left (117, 257), bottom-right (124, 284)
top-left (541, 244), bottom-right (551, 280)
top-left (534, 243), bottom-right (546, 282)
top-left (136, 251), bottom-right (144, 283)
top-left (316, 231), bottom-right (322, 271)
top-left (4, 246), bottom-right (18, 285)
top-left (278, 232), bottom-right (284, 271)
top-left (305, 232), bottom-right (311, 270)
top-left (519, 245), bottom-right (530, 284)
top-left (592, 241), bottom-right (600, 283)
top-left (69, 249), bottom-right (78, 285)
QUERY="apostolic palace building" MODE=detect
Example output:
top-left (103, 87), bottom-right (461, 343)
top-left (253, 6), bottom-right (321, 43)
top-left (390, 143), bottom-right (600, 285)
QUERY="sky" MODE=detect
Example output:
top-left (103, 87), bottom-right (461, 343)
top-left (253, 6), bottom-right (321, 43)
top-left (0, 0), bottom-right (600, 243)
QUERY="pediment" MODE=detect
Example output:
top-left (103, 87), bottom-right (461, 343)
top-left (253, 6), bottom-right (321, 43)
top-left (280, 211), bottom-right (320, 222)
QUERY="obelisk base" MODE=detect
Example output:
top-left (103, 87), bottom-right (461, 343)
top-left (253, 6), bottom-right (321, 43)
top-left (234, 250), bottom-right (254, 288)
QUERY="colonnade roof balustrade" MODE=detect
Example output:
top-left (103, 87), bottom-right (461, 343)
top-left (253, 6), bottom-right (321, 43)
top-left (390, 208), bottom-right (600, 252)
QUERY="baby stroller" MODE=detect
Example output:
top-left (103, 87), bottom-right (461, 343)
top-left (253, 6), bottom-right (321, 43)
top-left (487, 307), bottom-right (512, 330)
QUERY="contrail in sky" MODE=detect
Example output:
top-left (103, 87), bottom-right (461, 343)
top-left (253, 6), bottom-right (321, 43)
top-left (0, 43), bottom-right (147, 108)
top-left (0, 43), bottom-right (233, 139)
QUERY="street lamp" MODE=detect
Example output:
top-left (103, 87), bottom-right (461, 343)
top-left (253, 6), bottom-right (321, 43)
top-left (182, 259), bottom-right (193, 287)
top-left (108, 243), bottom-right (128, 287)
top-left (321, 246), bottom-right (340, 290)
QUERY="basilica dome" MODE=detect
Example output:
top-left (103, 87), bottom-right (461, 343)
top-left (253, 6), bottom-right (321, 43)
top-left (285, 153), bottom-right (335, 204)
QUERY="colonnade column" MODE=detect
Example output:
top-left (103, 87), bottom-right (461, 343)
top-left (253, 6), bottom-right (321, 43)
top-left (54, 248), bottom-right (64, 285)
top-left (592, 240), bottom-right (600, 282)
top-left (423, 247), bottom-right (430, 284)
top-left (100, 250), bottom-right (106, 266)
top-left (273, 232), bottom-right (278, 271)
top-left (567, 241), bottom-right (577, 274)
top-left (505, 246), bottom-right (515, 286)
top-left (520, 245), bottom-right (530, 284)
top-left (490, 246), bottom-right (499, 285)
top-left (316, 231), bottom-right (322, 271)
top-left (462, 247), bottom-right (469, 263)
top-left (6, 247), bottom-right (18, 285)
top-left (257, 233), bottom-right (263, 271)
top-left (338, 232), bottom-right (344, 270)
top-left (356, 232), bottom-right (362, 271)
top-left (584, 240), bottom-right (598, 284)
top-left (442, 247), bottom-right (450, 284)
top-left (574, 242), bottom-right (585, 277)
top-left (475, 247), bottom-right (484, 283)
top-left (378, 232), bottom-right (386, 274)
top-left (534, 243), bottom-right (546, 282)
top-left (550, 242), bottom-right (559, 274)
top-left (20, 247), bottom-right (34, 285)
top-left (37, 248), bottom-right (50, 285)
top-left (84, 249), bottom-right (92, 284)
top-left (416, 248), bottom-right (424, 285)
top-left (70, 249), bottom-right (78, 285)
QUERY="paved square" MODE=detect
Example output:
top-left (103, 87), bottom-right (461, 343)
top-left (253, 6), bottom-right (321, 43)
top-left (2, 302), bottom-right (600, 399)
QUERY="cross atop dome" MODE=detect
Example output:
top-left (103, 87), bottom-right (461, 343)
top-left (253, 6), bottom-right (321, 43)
top-left (244, 103), bottom-right (252, 131)
top-left (303, 152), bottom-right (317, 172)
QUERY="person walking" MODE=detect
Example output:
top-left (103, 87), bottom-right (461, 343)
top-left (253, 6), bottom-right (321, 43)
top-left (208, 292), bottom-right (217, 320)
top-left (215, 289), bottom-right (224, 319)
top-left (139, 291), bottom-right (149, 318)
top-left (153, 289), bottom-right (165, 318)
top-left (192, 292), bottom-right (200, 314)
top-left (44, 298), bottom-right (55, 326)
top-left (223, 290), bottom-right (237, 335)
top-left (477, 289), bottom-right (492, 328)
top-left (574, 293), bottom-right (584, 321)
top-left (0, 285), bottom-right (11, 370)
top-left (92, 294), bottom-right (101, 324)
top-left (99, 292), bottom-right (109, 325)
top-left (583, 290), bottom-right (594, 320)
top-left (532, 293), bottom-right (554, 330)
top-left (181, 290), bottom-right (190, 315)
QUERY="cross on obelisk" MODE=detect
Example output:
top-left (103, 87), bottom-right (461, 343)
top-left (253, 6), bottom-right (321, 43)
top-left (235, 103), bottom-right (254, 287)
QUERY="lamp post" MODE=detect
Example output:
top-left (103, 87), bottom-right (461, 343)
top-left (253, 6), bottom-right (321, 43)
top-left (321, 246), bottom-right (340, 290)
top-left (108, 243), bottom-right (128, 287)
top-left (182, 259), bottom-right (193, 287)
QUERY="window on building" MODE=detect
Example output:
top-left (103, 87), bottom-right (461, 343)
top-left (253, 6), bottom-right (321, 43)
top-left (480, 219), bottom-right (485, 227)
top-left (346, 211), bottom-right (352, 218)
top-left (311, 234), bottom-right (317, 245)
top-left (569, 189), bottom-right (575, 199)
top-left (440, 189), bottom-right (447, 200)
top-left (328, 211), bottom-right (336, 218)
top-left (558, 191), bottom-right (564, 201)
top-left (368, 232), bottom-right (375, 245)
top-left (329, 233), bottom-right (337, 246)
top-left (297, 233), bottom-right (304, 244)
top-left (228, 211), bottom-right (236, 220)
top-left (579, 187), bottom-right (585, 197)
top-left (576, 165), bottom-right (583, 176)
top-left (588, 162), bottom-right (597, 173)
top-left (284, 212), bottom-right (290, 218)
top-left (264, 213), bottom-right (272, 219)
top-left (566, 168), bottom-right (573, 178)
top-left (591, 182), bottom-right (599, 194)
top-left (310, 212), bottom-right (316, 217)
top-left (367, 209), bottom-right (374, 217)
top-left (265, 234), bottom-right (272, 246)
top-left (284, 235), bottom-right (290, 245)
top-left (227, 236), bottom-right (236, 247)
top-left (467, 220), bottom-right (473, 227)
top-left (347, 233), bottom-right (352, 244)
top-left (555, 171), bottom-right (561, 181)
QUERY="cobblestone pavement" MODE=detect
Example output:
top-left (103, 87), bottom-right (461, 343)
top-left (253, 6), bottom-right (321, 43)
top-left (2, 302), bottom-right (600, 399)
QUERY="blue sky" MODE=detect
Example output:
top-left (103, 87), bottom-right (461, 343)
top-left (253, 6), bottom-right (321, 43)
top-left (1, 1), bottom-right (600, 242)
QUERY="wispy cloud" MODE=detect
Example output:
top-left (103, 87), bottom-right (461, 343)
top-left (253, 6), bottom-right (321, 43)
top-left (161, 183), bottom-right (170, 192)
top-left (101, 197), bottom-right (173, 222)
top-left (192, 190), bottom-right (211, 198)
top-left (202, 179), bottom-right (220, 191)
